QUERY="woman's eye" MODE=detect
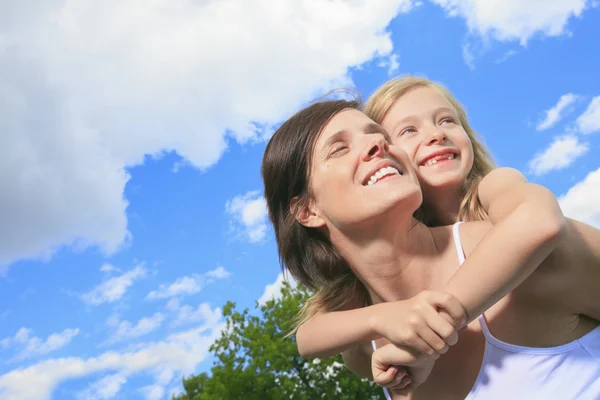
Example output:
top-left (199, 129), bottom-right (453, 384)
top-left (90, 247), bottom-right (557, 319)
top-left (329, 145), bottom-right (348, 157)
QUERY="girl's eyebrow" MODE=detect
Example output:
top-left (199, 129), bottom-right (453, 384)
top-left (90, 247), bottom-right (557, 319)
top-left (434, 106), bottom-right (457, 116)
top-left (390, 106), bottom-right (458, 132)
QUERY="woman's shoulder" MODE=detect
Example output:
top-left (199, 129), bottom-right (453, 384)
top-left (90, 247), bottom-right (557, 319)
top-left (455, 221), bottom-right (493, 257)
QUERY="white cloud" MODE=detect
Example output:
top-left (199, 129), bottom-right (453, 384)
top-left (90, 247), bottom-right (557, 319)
top-left (528, 135), bottom-right (589, 176)
top-left (494, 49), bottom-right (517, 64)
top-left (576, 96), bottom-right (600, 134)
top-left (258, 273), bottom-right (298, 306)
top-left (432, 0), bottom-right (590, 45)
top-left (104, 313), bottom-right (165, 345)
top-left (1, 327), bottom-right (79, 361)
top-left (559, 167), bottom-right (600, 228)
top-left (147, 276), bottom-right (203, 300)
top-left (226, 191), bottom-right (269, 243)
top-left (139, 384), bottom-right (165, 400)
top-left (0, 313), bottom-right (224, 400)
top-left (99, 263), bottom-right (121, 274)
top-left (378, 53), bottom-right (400, 76)
top-left (536, 93), bottom-right (579, 131)
top-left (205, 266), bottom-right (231, 280)
top-left (77, 372), bottom-right (128, 400)
top-left (0, 0), bottom-right (416, 268)
top-left (81, 265), bottom-right (147, 305)
top-left (147, 266), bottom-right (230, 300)
top-left (171, 302), bottom-right (223, 328)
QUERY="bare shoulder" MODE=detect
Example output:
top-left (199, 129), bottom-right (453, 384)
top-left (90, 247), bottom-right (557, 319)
top-left (456, 221), bottom-right (494, 257)
top-left (478, 167), bottom-right (527, 205)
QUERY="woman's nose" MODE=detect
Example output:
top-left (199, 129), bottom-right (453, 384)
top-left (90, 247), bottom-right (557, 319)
top-left (362, 135), bottom-right (389, 160)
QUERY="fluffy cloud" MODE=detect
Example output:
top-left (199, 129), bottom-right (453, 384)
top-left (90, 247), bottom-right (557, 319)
top-left (0, 0), bottom-right (416, 268)
top-left (81, 265), bottom-right (147, 305)
top-left (559, 167), bottom-right (600, 228)
top-left (528, 135), bottom-right (589, 176)
top-left (103, 313), bottom-right (165, 345)
top-left (576, 96), bottom-right (600, 134)
top-left (77, 372), bottom-right (128, 400)
top-left (225, 191), bottom-right (269, 243)
top-left (536, 93), bottom-right (579, 131)
top-left (0, 313), bottom-right (224, 400)
top-left (1, 327), bottom-right (79, 362)
top-left (169, 301), bottom-right (223, 328)
top-left (432, 0), bottom-right (590, 45)
top-left (258, 273), bottom-right (298, 306)
top-left (205, 266), bottom-right (231, 280)
top-left (147, 266), bottom-right (230, 300)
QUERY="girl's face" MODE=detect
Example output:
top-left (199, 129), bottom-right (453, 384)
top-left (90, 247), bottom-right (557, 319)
top-left (302, 109), bottom-right (421, 232)
top-left (381, 86), bottom-right (474, 200)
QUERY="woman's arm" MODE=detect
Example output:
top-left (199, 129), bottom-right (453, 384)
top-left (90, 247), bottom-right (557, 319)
top-left (443, 167), bottom-right (567, 324)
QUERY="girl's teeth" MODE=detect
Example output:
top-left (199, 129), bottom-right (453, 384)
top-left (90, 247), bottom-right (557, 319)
top-left (425, 153), bottom-right (456, 166)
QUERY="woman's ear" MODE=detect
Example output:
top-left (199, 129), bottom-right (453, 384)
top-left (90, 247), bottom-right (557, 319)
top-left (290, 196), bottom-right (325, 228)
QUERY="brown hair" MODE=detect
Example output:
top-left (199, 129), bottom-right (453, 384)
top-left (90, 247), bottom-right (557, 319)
top-left (365, 75), bottom-right (494, 223)
top-left (262, 99), bottom-right (368, 331)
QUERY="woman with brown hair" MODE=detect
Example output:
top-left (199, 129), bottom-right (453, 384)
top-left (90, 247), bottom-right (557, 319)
top-left (262, 98), bottom-right (600, 399)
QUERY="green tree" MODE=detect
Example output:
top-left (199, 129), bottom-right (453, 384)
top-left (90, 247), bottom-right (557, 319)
top-left (172, 282), bottom-right (384, 399)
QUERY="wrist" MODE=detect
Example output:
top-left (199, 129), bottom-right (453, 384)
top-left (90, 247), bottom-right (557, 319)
top-left (367, 303), bottom-right (387, 338)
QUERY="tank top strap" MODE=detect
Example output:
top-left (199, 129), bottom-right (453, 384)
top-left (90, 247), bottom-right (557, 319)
top-left (370, 340), bottom-right (393, 400)
top-left (452, 222), bottom-right (466, 265)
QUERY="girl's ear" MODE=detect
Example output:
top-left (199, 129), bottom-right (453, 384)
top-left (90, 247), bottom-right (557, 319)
top-left (290, 196), bottom-right (326, 228)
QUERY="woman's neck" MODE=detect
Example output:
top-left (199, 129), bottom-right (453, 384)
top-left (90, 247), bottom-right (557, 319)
top-left (330, 218), bottom-right (455, 304)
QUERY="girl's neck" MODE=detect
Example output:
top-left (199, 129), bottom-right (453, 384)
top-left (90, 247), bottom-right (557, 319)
top-left (423, 185), bottom-right (464, 226)
top-left (330, 218), bottom-right (456, 303)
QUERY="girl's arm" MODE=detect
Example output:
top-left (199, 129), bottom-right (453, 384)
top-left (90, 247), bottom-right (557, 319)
top-left (443, 167), bottom-right (567, 324)
top-left (295, 291), bottom-right (465, 358)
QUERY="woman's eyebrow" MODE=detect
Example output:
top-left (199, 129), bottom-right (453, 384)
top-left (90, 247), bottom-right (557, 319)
top-left (321, 129), bottom-right (349, 152)
top-left (364, 122), bottom-right (391, 141)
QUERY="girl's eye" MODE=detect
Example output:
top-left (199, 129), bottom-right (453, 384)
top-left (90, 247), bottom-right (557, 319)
top-left (440, 117), bottom-right (455, 125)
top-left (398, 127), bottom-right (417, 137)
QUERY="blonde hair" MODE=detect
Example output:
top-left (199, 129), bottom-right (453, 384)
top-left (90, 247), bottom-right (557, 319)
top-left (287, 78), bottom-right (495, 336)
top-left (365, 75), bottom-right (495, 224)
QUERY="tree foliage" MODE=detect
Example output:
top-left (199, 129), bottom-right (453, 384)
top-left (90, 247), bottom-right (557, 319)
top-left (172, 282), bottom-right (383, 399)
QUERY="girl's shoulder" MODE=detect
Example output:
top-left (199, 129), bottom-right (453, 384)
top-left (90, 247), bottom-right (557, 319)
top-left (477, 167), bottom-right (527, 206)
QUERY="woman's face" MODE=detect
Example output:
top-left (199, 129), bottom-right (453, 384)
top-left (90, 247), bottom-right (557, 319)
top-left (381, 86), bottom-right (474, 198)
top-left (302, 109), bottom-right (421, 232)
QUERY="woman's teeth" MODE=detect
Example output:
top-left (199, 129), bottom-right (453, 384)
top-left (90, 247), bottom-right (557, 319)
top-left (424, 152), bottom-right (455, 166)
top-left (367, 166), bottom-right (400, 186)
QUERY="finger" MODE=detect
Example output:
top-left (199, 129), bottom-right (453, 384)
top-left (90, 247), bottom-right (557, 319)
top-left (380, 367), bottom-right (407, 388)
top-left (399, 320), bottom-right (438, 356)
top-left (427, 292), bottom-right (468, 328)
top-left (398, 374), bottom-right (412, 389)
top-left (373, 344), bottom-right (420, 367)
top-left (373, 364), bottom-right (399, 386)
top-left (421, 306), bottom-right (458, 349)
top-left (390, 372), bottom-right (411, 390)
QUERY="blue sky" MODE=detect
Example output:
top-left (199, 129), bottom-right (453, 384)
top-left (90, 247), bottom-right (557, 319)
top-left (1, 1), bottom-right (599, 399)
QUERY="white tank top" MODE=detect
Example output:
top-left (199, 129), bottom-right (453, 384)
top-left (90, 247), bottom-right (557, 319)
top-left (373, 222), bottom-right (600, 400)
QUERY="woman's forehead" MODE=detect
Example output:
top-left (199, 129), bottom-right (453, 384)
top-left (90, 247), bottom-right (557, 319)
top-left (319, 109), bottom-right (385, 143)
